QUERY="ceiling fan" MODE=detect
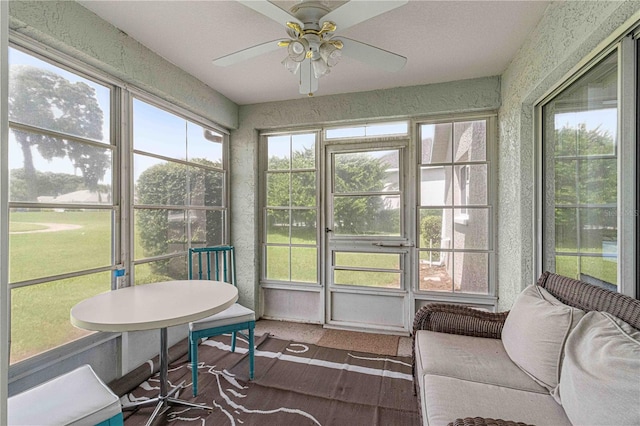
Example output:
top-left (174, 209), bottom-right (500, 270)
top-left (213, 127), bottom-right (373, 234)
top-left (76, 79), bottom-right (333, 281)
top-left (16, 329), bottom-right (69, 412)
top-left (213, 0), bottom-right (408, 97)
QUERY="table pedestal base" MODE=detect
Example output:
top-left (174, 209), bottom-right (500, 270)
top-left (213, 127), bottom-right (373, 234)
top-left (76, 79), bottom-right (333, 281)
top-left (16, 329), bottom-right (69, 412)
top-left (122, 328), bottom-right (212, 426)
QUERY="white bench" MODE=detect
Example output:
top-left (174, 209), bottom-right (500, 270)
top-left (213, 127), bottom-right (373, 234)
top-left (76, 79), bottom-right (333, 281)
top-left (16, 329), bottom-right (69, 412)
top-left (8, 364), bottom-right (123, 426)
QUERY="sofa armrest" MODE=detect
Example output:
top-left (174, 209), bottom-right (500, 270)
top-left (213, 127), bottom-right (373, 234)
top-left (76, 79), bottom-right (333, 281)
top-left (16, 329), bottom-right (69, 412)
top-left (412, 308), bottom-right (533, 426)
top-left (411, 303), bottom-right (509, 395)
top-left (448, 417), bottom-right (533, 426)
top-left (412, 303), bottom-right (508, 339)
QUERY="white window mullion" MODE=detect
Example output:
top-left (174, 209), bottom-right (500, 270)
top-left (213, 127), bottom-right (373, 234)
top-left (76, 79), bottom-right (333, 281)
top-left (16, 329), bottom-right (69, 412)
top-left (1, 1), bottom-right (10, 421)
top-left (619, 35), bottom-right (637, 298)
top-left (118, 88), bottom-right (132, 289)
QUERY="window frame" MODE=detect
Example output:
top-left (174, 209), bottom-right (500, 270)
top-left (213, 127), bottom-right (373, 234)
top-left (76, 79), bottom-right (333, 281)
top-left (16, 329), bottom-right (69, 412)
top-left (259, 129), bottom-right (321, 287)
top-left (7, 41), bottom-right (119, 371)
top-left (325, 121), bottom-right (409, 140)
top-left (413, 114), bottom-right (497, 299)
top-left (259, 115), bottom-right (497, 307)
top-left (6, 34), bottom-right (230, 378)
top-left (128, 91), bottom-right (230, 285)
top-left (535, 33), bottom-right (637, 299)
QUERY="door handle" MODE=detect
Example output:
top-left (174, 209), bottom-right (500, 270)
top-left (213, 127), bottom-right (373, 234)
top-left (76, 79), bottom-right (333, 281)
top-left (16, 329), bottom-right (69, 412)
top-left (372, 242), bottom-right (414, 248)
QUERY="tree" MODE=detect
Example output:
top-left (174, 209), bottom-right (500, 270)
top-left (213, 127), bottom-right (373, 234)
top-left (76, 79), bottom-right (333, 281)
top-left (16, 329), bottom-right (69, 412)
top-left (9, 169), bottom-right (85, 201)
top-left (333, 153), bottom-right (393, 234)
top-left (9, 65), bottom-right (107, 201)
top-left (553, 123), bottom-right (617, 250)
top-left (135, 159), bottom-right (223, 276)
top-left (266, 147), bottom-right (317, 238)
top-left (266, 148), bottom-right (393, 236)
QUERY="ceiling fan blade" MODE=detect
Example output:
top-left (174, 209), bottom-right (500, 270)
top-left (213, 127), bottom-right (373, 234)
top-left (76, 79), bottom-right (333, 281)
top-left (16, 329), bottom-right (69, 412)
top-left (340, 37), bottom-right (406, 72)
top-left (213, 39), bottom-right (286, 67)
top-left (237, 0), bottom-right (303, 28)
top-left (321, 1), bottom-right (408, 33)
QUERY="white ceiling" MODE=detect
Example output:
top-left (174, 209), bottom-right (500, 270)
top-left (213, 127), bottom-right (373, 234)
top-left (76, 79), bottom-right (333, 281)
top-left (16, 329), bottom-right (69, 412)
top-left (78, 0), bottom-right (550, 106)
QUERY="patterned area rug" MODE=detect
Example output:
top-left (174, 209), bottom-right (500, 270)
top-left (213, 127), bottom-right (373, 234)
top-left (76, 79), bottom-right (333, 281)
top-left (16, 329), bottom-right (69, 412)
top-left (122, 334), bottom-right (419, 425)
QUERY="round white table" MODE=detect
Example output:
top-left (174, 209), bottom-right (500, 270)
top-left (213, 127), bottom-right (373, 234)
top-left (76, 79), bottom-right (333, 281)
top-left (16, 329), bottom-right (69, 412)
top-left (70, 280), bottom-right (238, 426)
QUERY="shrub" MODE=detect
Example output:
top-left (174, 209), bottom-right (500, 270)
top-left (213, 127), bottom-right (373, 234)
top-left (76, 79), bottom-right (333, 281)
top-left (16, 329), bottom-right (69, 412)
top-left (421, 214), bottom-right (441, 248)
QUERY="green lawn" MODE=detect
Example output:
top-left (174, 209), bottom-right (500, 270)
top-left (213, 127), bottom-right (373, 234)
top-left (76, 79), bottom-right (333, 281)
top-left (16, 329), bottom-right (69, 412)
top-left (555, 252), bottom-right (617, 286)
top-left (11, 272), bottom-right (110, 362)
top-left (266, 229), bottom-right (400, 287)
top-left (10, 211), bottom-right (112, 283)
top-left (9, 210), bottom-right (185, 363)
top-left (334, 252), bottom-right (401, 288)
top-left (9, 211), bottom-right (113, 363)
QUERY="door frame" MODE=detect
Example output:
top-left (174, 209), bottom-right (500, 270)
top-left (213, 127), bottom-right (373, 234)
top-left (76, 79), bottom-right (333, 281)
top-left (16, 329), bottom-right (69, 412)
top-left (322, 138), bottom-right (414, 334)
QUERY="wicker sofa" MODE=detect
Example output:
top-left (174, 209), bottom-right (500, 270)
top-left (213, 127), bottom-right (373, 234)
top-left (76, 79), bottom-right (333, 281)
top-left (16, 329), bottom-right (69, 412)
top-left (412, 271), bottom-right (640, 426)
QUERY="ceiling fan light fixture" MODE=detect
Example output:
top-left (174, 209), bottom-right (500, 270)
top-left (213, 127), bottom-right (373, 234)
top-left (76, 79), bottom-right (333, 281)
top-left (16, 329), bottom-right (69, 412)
top-left (282, 56), bottom-right (301, 74)
top-left (312, 58), bottom-right (330, 78)
top-left (287, 38), bottom-right (309, 62)
top-left (319, 42), bottom-right (342, 67)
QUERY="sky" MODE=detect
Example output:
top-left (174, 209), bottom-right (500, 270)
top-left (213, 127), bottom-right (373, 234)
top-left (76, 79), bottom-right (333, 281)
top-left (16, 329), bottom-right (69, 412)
top-left (8, 47), bottom-right (224, 187)
top-left (555, 109), bottom-right (617, 142)
top-left (9, 47), bottom-right (112, 183)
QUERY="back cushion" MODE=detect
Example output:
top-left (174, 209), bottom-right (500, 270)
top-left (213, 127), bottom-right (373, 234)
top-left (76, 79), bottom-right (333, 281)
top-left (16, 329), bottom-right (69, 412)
top-left (501, 285), bottom-right (585, 392)
top-left (557, 311), bottom-right (640, 426)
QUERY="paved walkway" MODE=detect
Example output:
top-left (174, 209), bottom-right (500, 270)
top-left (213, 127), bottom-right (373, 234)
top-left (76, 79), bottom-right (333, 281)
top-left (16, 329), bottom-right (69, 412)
top-left (10, 222), bottom-right (82, 234)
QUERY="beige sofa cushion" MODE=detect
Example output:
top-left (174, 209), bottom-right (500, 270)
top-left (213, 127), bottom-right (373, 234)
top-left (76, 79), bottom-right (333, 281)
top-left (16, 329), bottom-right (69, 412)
top-left (501, 285), bottom-right (584, 392)
top-left (414, 330), bottom-right (547, 394)
top-left (421, 374), bottom-right (572, 426)
top-left (557, 311), bottom-right (640, 426)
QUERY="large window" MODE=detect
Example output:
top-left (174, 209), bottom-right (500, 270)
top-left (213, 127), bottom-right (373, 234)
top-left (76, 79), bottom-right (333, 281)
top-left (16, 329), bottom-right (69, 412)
top-left (260, 120), bottom-right (494, 301)
top-left (132, 98), bottom-right (227, 285)
top-left (417, 118), bottom-right (494, 294)
top-left (8, 46), bottom-right (114, 364)
top-left (540, 40), bottom-right (636, 295)
top-left (7, 45), bottom-right (229, 367)
top-left (262, 132), bottom-right (318, 284)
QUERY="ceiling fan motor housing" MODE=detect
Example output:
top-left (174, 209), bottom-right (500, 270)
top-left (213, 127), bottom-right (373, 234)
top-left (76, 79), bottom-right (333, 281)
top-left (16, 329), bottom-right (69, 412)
top-left (290, 1), bottom-right (332, 31)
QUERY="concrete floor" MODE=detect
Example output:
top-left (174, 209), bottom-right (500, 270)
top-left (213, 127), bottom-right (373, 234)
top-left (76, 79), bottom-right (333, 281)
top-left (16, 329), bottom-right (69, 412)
top-left (254, 319), bottom-right (413, 357)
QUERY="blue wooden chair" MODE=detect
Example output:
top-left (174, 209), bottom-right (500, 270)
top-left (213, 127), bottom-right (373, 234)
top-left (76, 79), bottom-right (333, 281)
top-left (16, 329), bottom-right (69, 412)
top-left (188, 246), bottom-right (255, 396)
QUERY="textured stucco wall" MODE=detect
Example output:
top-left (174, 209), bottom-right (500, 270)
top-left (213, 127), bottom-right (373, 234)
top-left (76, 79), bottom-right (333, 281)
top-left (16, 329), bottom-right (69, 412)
top-left (233, 77), bottom-right (501, 311)
top-left (8, 0), bottom-right (238, 129)
top-left (498, 0), bottom-right (640, 310)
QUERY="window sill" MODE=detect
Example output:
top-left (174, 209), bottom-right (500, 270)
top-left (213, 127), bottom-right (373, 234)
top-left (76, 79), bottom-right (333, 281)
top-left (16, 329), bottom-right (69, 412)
top-left (8, 331), bottom-right (120, 385)
top-left (414, 292), bottom-right (498, 311)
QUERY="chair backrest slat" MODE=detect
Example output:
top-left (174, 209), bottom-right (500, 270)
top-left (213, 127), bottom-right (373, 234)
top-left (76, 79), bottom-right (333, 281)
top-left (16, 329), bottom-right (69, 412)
top-left (188, 246), bottom-right (236, 287)
top-left (222, 252), bottom-right (228, 282)
top-left (215, 251), bottom-right (220, 281)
